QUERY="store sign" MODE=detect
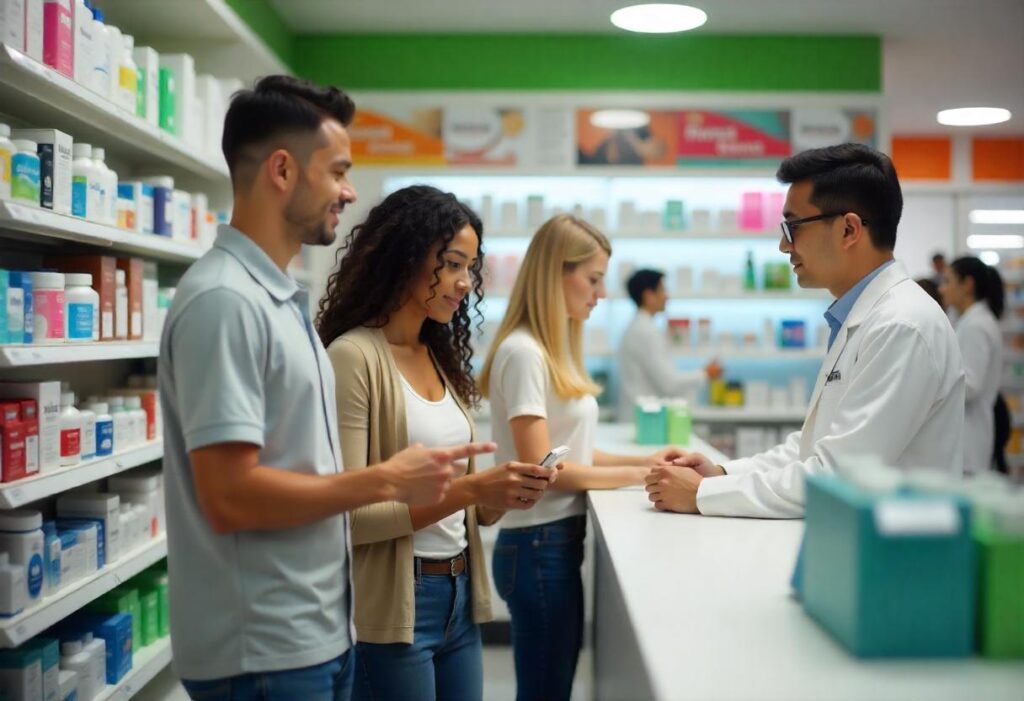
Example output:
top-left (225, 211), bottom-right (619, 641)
top-left (348, 108), bottom-right (445, 165)
top-left (792, 108), bottom-right (877, 150)
top-left (443, 108), bottom-right (525, 165)
top-left (677, 110), bottom-right (791, 163)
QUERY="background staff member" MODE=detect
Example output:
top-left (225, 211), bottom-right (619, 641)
top-left (646, 143), bottom-right (965, 518)
top-left (617, 269), bottom-right (721, 421)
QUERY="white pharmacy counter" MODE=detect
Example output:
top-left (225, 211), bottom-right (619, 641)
top-left (588, 423), bottom-right (1024, 701)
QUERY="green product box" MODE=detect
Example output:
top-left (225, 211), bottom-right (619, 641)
top-left (87, 587), bottom-right (141, 652)
top-left (139, 588), bottom-right (159, 647)
top-left (666, 403), bottom-right (691, 445)
top-left (663, 200), bottom-right (686, 230)
top-left (136, 569), bottom-right (170, 637)
top-left (159, 67), bottom-right (177, 135)
top-left (974, 526), bottom-right (1024, 658)
top-left (634, 402), bottom-right (667, 445)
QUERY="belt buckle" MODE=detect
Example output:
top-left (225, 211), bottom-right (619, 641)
top-left (450, 554), bottom-right (460, 577)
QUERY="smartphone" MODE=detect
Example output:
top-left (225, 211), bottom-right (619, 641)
top-left (540, 445), bottom-right (570, 468)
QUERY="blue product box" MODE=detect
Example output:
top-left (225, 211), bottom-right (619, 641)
top-left (802, 473), bottom-right (975, 657)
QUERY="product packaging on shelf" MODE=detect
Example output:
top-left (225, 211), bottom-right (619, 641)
top-left (10, 128), bottom-right (73, 216)
top-left (0, 381), bottom-right (60, 473)
top-left (46, 255), bottom-right (116, 341)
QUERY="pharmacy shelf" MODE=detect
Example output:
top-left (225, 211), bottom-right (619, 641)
top-left (95, 637), bottom-right (173, 701)
top-left (691, 407), bottom-right (807, 423)
top-left (483, 289), bottom-right (829, 302)
top-left (0, 44), bottom-right (229, 184)
top-left (673, 348), bottom-right (823, 360)
top-left (101, 0), bottom-right (289, 83)
top-left (0, 442), bottom-right (162, 509)
top-left (489, 228), bottom-right (783, 240)
top-left (0, 342), bottom-right (159, 368)
top-left (0, 536), bottom-right (167, 648)
top-left (0, 200), bottom-right (208, 264)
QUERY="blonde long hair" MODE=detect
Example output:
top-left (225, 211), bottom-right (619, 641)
top-left (480, 214), bottom-right (612, 400)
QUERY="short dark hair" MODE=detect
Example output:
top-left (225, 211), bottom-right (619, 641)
top-left (950, 256), bottom-right (1005, 319)
top-left (222, 75), bottom-right (356, 186)
top-left (777, 143), bottom-right (903, 251)
top-left (932, 252), bottom-right (946, 263)
top-left (626, 269), bottom-right (665, 307)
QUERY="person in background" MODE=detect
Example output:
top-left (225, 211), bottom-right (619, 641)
top-left (940, 257), bottom-right (1005, 474)
top-left (617, 268), bottom-right (721, 420)
top-left (159, 76), bottom-right (489, 701)
top-left (317, 185), bottom-right (558, 701)
top-left (932, 252), bottom-right (948, 287)
top-left (478, 214), bottom-right (687, 700)
top-left (645, 143), bottom-right (965, 518)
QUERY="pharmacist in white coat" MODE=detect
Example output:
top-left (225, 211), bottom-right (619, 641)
top-left (617, 269), bottom-right (721, 420)
top-left (645, 143), bottom-right (965, 518)
top-left (940, 256), bottom-right (1005, 474)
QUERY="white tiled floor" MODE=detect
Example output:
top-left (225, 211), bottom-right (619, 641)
top-left (135, 645), bottom-right (592, 700)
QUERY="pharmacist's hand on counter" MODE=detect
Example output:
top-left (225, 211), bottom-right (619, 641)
top-left (644, 465), bottom-right (703, 514)
top-left (469, 461), bottom-right (559, 510)
top-left (643, 446), bottom-right (690, 467)
top-left (386, 442), bottom-right (496, 506)
top-left (672, 452), bottom-right (727, 477)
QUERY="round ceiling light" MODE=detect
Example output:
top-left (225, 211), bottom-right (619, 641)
top-left (610, 4), bottom-right (707, 33)
top-left (590, 109), bottom-right (651, 130)
top-left (936, 107), bottom-right (1011, 127)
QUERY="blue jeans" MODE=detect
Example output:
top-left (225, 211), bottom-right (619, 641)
top-left (492, 515), bottom-right (586, 701)
top-left (181, 650), bottom-right (354, 701)
top-left (354, 568), bottom-right (483, 700)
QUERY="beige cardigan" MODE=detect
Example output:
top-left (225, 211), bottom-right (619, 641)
top-left (326, 326), bottom-right (494, 644)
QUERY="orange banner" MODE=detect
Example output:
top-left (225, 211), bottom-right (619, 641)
top-left (348, 109), bottom-right (445, 166)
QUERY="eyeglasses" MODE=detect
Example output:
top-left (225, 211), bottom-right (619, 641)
top-left (779, 212), bottom-right (869, 243)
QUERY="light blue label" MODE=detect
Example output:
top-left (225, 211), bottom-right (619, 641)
top-left (27, 553), bottom-right (44, 599)
top-left (67, 302), bottom-right (93, 339)
top-left (96, 419), bottom-right (114, 456)
top-left (72, 176), bottom-right (88, 217)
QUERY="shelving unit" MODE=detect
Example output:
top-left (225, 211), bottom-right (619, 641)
top-left (0, 44), bottom-right (228, 185)
top-left (0, 536), bottom-right (167, 647)
top-left (581, 346), bottom-right (823, 360)
top-left (0, 442), bottom-right (163, 509)
top-left (691, 407), bottom-right (806, 423)
top-left (0, 342), bottom-right (160, 368)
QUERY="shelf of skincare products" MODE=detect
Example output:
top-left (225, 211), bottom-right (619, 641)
top-left (488, 228), bottom-right (787, 241)
top-left (0, 44), bottom-right (229, 184)
top-left (671, 347), bottom-right (824, 360)
top-left (0, 442), bottom-right (162, 509)
top-left (480, 288), bottom-right (830, 302)
top-left (0, 200), bottom-right (210, 264)
top-left (0, 535), bottom-right (167, 648)
top-left (95, 636), bottom-right (173, 701)
top-left (690, 406), bottom-right (808, 423)
top-left (0, 342), bottom-right (159, 367)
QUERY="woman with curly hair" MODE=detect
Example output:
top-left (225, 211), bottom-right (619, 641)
top-left (317, 185), bottom-right (557, 700)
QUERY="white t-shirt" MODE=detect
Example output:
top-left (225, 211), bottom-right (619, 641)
top-left (488, 328), bottom-right (598, 529)
top-left (401, 374), bottom-right (471, 559)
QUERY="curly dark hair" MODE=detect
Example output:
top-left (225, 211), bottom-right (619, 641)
top-left (316, 185), bottom-right (485, 406)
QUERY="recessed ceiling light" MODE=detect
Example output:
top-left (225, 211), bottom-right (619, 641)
top-left (590, 109), bottom-right (651, 130)
top-left (967, 234), bottom-right (1024, 250)
top-left (969, 209), bottom-right (1024, 225)
top-left (979, 251), bottom-right (1001, 266)
top-left (937, 107), bottom-right (1011, 127)
top-left (610, 4), bottom-right (707, 33)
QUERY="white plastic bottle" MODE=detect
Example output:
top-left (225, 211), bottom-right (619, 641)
top-left (104, 18), bottom-right (123, 104)
top-left (72, 0), bottom-right (94, 89)
top-left (0, 122), bottom-right (14, 201)
top-left (107, 396), bottom-right (131, 450)
top-left (59, 392), bottom-right (82, 467)
top-left (116, 34), bottom-right (138, 114)
top-left (91, 147), bottom-right (117, 225)
top-left (114, 269), bottom-right (128, 340)
top-left (78, 404), bottom-right (96, 461)
top-left (59, 640), bottom-right (98, 701)
top-left (0, 552), bottom-right (27, 617)
top-left (70, 143), bottom-right (97, 221)
top-left (87, 401), bottom-right (113, 457)
top-left (65, 273), bottom-right (99, 343)
top-left (89, 6), bottom-right (110, 99)
top-left (125, 396), bottom-right (146, 446)
top-left (81, 632), bottom-right (106, 694)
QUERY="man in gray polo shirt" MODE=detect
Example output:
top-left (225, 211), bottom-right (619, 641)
top-left (159, 76), bottom-right (495, 701)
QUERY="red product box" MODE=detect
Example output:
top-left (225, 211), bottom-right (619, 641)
top-left (19, 400), bottom-right (39, 476)
top-left (0, 402), bottom-right (27, 483)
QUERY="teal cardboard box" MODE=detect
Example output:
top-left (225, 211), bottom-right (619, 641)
top-left (802, 473), bottom-right (975, 657)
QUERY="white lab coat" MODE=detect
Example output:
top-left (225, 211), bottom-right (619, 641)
top-left (955, 301), bottom-right (1003, 474)
top-left (697, 261), bottom-right (965, 518)
top-left (617, 310), bottom-right (704, 421)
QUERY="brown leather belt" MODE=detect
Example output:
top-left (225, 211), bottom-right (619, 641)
top-left (416, 551), bottom-right (467, 577)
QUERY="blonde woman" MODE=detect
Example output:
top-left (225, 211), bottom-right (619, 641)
top-left (479, 214), bottom-right (685, 701)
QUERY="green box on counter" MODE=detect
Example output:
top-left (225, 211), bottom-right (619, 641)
top-left (974, 525), bottom-right (1024, 658)
top-left (634, 402), bottom-right (667, 445)
top-left (802, 473), bottom-right (975, 658)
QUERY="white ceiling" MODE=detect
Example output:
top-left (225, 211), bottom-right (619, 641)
top-left (270, 0), bottom-right (1024, 134)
